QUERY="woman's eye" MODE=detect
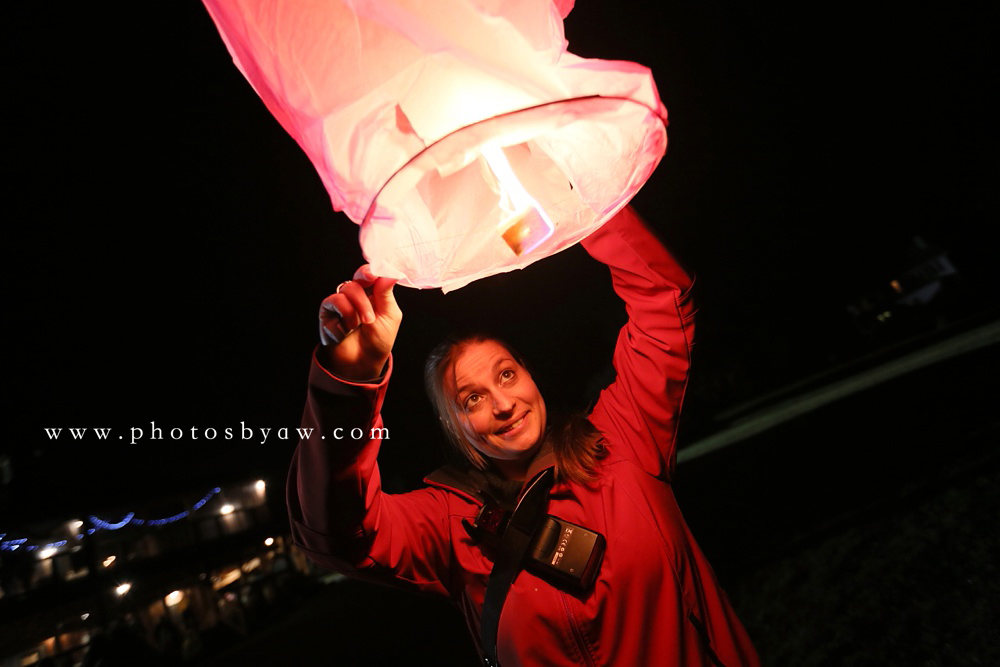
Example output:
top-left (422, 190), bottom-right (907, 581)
top-left (464, 394), bottom-right (481, 410)
top-left (499, 369), bottom-right (515, 383)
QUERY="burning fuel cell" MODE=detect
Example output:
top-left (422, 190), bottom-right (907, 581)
top-left (501, 208), bottom-right (550, 256)
top-left (482, 144), bottom-right (555, 257)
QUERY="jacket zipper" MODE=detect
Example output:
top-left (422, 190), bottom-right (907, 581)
top-left (560, 593), bottom-right (597, 666)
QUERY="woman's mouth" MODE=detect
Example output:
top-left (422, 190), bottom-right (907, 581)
top-left (496, 412), bottom-right (528, 436)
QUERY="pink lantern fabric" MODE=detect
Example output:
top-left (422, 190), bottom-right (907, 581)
top-left (203, 0), bottom-right (667, 291)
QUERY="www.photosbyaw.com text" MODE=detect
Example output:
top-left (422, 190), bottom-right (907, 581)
top-left (43, 422), bottom-right (389, 445)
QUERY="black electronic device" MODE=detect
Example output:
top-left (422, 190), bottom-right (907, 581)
top-left (526, 516), bottom-right (605, 592)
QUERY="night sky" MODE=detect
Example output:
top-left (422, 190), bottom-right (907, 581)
top-left (4, 1), bottom-right (995, 528)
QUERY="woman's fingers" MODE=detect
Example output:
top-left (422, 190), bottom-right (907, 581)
top-left (320, 293), bottom-right (359, 329)
top-left (319, 317), bottom-right (350, 346)
top-left (370, 276), bottom-right (399, 318)
top-left (337, 280), bottom-right (376, 324)
top-left (347, 265), bottom-right (399, 317)
top-left (318, 266), bottom-right (401, 362)
top-left (319, 293), bottom-right (355, 345)
top-left (352, 264), bottom-right (376, 287)
top-left (317, 273), bottom-right (387, 345)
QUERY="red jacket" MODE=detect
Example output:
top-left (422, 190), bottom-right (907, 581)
top-left (288, 207), bottom-right (760, 666)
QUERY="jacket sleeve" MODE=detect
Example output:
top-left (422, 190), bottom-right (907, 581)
top-left (582, 206), bottom-right (695, 481)
top-left (286, 353), bottom-right (456, 596)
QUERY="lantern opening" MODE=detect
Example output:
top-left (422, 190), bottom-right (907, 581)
top-left (363, 95), bottom-right (665, 291)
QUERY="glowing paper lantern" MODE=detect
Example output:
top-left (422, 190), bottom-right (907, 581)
top-left (203, 0), bottom-right (667, 291)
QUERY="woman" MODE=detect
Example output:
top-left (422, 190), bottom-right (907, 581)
top-left (287, 206), bottom-right (759, 666)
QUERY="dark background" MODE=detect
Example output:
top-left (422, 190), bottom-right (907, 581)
top-left (4, 0), bottom-right (996, 626)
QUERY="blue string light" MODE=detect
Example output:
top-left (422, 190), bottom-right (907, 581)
top-left (193, 488), bottom-right (222, 511)
top-left (1, 486), bottom-right (228, 551)
top-left (145, 511), bottom-right (190, 526)
top-left (1, 538), bottom-right (27, 552)
top-left (89, 512), bottom-right (135, 531)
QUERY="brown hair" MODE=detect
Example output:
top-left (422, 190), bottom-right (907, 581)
top-left (424, 334), bottom-right (606, 485)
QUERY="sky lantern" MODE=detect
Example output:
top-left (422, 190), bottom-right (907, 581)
top-left (202, 0), bottom-right (667, 291)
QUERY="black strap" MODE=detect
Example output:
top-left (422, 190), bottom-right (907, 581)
top-left (480, 468), bottom-right (555, 667)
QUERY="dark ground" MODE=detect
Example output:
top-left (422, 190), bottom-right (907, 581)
top-left (732, 460), bottom-right (998, 666)
top-left (194, 332), bottom-right (999, 666)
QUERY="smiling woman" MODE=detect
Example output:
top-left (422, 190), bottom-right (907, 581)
top-left (287, 206), bottom-right (760, 666)
top-left (424, 335), bottom-right (608, 487)
top-left (429, 339), bottom-right (549, 480)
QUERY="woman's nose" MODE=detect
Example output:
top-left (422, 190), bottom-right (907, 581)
top-left (491, 391), bottom-right (515, 414)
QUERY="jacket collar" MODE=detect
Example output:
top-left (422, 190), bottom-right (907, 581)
top-left (424, 442), bottom-right (557, 504)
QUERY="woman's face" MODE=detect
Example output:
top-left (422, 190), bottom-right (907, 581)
top-left (448, 340), bottom-right (546, 474)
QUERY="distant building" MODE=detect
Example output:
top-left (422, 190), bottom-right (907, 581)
top-left (0, 479), bottom-right (315, 666)
top-left (847, 235), bottom-right (960, 336)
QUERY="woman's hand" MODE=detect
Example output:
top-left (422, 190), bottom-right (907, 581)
top-left (319, 265), bottom-right (402, 382)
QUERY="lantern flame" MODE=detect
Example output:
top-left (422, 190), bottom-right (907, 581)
top-left (481, 145), bottom-right (554, 256)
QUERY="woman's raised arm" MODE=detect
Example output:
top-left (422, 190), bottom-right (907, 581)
top-left (287, 270), bottom-right (458, 596)
top-left (581, 206), bottom-right (696, 481)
